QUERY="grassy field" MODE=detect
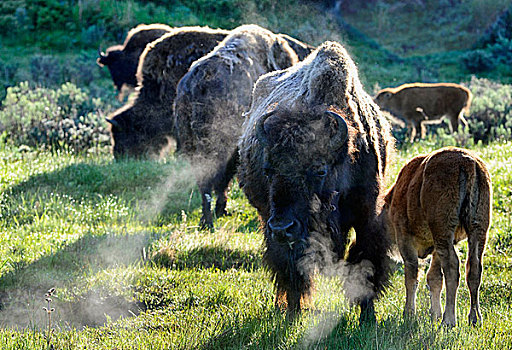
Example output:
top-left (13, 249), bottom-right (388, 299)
top-left (0, 136), bottom-right (511, 349)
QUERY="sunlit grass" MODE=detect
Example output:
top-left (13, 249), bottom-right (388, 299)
top-left (0, 140), bottom-right (511, 349)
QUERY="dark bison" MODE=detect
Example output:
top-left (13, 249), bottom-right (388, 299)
top-left (174, 24), bottom-right (299, 228)
top-left (238, 41), bottom-right (395, 319)
top-left (384, 147), bottom-right (491, 326)
top-left (374, 83), bottom-right (472, 142)
top-left (97, 23), bottom-right (172, 99)
top-left (106, 27), bottom-right (229, 159)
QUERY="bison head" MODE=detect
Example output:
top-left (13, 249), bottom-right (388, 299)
top-left (97, 46), bottom-right (137, 92)
top-left (106, 108), bottom-right (172, 160)
top-left (256, 106), bottom-right (348, 244)
top-left (374, 90), bottom-right (394, 111)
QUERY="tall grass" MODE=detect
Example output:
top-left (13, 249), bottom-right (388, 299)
top-left (0, 138), bottom-right (511, 349)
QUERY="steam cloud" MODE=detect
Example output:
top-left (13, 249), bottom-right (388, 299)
top-left (298, 229), bottom-right (377, 346)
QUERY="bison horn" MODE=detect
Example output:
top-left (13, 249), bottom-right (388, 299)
top-left (98, 47), bottom-right (106, 58)
top-left (105, 118), bottom-right (122, 131)
top-left (255, 110), bottom-right (275, 147)
top-left (325, 111), bottom-right (348, 150)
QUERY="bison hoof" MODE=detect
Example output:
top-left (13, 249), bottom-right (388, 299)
top-left (441, 317), bottom-right (456, 328)
top-left (359, 299), bottom-right (376, 325)
top-left (215, 208), bottom-right (230, 218)
top-left (199, 218), bottom-right (214, 231)
top-left (468, 310), bottom-right (481, 326)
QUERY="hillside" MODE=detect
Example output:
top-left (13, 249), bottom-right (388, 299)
top-left (0, 0), bottom-right (510, 100)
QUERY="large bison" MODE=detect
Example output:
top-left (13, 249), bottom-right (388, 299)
top-left (106, 27), bottom-right (229, 159)
top-left (384, 147), bottom-right (491, 326)
top-left (174, 24), bottom-right (299, 228)
top-left (374, 83), bottom-right (472, 142)
top-left (97, 23), bottom-right (172, 99)
top-left (238, 41), bottom-right (395, 319)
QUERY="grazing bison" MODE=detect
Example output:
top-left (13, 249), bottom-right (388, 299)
top-left (238, 41), bottom-right (395, 319)
top-left (106, 27), bottom-right (229, 159)
top-left (374, 83), bottom-right (472, 142)
top-left (174, 24), bottom-right (299, 228)
top-left (384, 147), bottom-right (491, 327)
top-left (97, 23), bottom-right (172, 99)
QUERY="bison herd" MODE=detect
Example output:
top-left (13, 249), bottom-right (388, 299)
top-left (97, 23), bottom-right (492, 326)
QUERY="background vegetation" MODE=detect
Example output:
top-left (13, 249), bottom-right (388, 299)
top-left (0, 0), bottom-right (512, 349)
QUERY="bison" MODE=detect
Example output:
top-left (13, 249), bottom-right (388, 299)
top-left (97, 23), bottom-right (172, 100)
top-left (374, 83), bottom-right (472, 142)
top-left (174, 24), bottom-right (299, 228)
top-left (106, 27), bottom-right (229, 159)
top-left (238, 41), bottom-right (395, 319)
top-left (384, 147), bottom-right (491, 327)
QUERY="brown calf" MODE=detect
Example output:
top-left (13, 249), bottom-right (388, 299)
top-left (384, 147), bottom-right (491, 326)
top-left (375, 83), bottom-right (472, 142)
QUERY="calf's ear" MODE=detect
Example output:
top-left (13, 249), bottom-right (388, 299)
top-left (268, 37), bottom-right (299, 71)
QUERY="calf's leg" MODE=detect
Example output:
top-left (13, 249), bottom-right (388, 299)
top-left (426, 251), bottom-right (443, 321)
top-left (398, 236), bottom-right (419, 317)
top-left (435, 239), bottom-right (460, 327)
top-left (466, 229), bottom-right (485, 325)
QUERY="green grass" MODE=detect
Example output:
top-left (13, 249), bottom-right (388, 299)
top-left (0, 138), bottom-right (511, 349)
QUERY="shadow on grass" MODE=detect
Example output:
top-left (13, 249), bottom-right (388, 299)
top-left (198, 310), bottom-right (425, 349)
top-left (152, 245), bottom-right (262, 272)
top-left (2, 159), bottom-right (202, 225)
top-left (0, 232), bottom-right (155, 330)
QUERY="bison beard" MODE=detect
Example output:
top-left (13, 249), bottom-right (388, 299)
top-left (239, 41), bottom-right (395, 321)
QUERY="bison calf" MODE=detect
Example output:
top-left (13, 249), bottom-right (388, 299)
top-left (384, 147), bottom-right (491, 326)
top-left (375, 83), bottom-right (472, 142)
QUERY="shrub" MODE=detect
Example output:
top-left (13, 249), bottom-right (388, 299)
top-left (461, 49), bottom-right (496, 73)
top-left (465, 76), bottom-right (512, 143)
top-left (0, 81), bottom-right (113, 152)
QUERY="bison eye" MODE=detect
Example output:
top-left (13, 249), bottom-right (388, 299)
top-left (263, 162), bottom-right (273, 177)
top-left (314, 165), bottom-right (328, 177)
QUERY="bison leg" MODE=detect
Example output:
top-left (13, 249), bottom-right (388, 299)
top-left (426, 251), bottom-right (443, 321)
top-left (458, 112), bottom-right (469, 132)
top-left (347, 219), bottom-right (391, 322)
top-left (214, 153), bottom-right (239, 218)
top-left (435, 240), bottom-right (460, 327)
top-left (466, 227), bottom-right (485, 325)
top-left (398, 236), bottom-right (419, 317)
top-left (420, 118), bottom-right (444, 139)
top-left (199, 184), bottom-right (214, 229)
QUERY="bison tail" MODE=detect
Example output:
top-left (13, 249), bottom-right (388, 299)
top-left (459, 160), bottom-right (491, 238)
top-left (463, 88), bottom-right (473, 114)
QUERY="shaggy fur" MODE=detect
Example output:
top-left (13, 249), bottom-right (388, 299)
top-left (278, 34), bottom-right (315, 60)
top-left (107, 27), bottom-right (229, 159)
top-left (174, 24), bottom-right (299, 228)
top-left (384, 147), bottom-right (491, 327)
top-left (97, 24), bottom-right (173, 97)
top-left (238, 41), bottom-right (395, 319)
top-left (374, 83), bottom-right (472, 142)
